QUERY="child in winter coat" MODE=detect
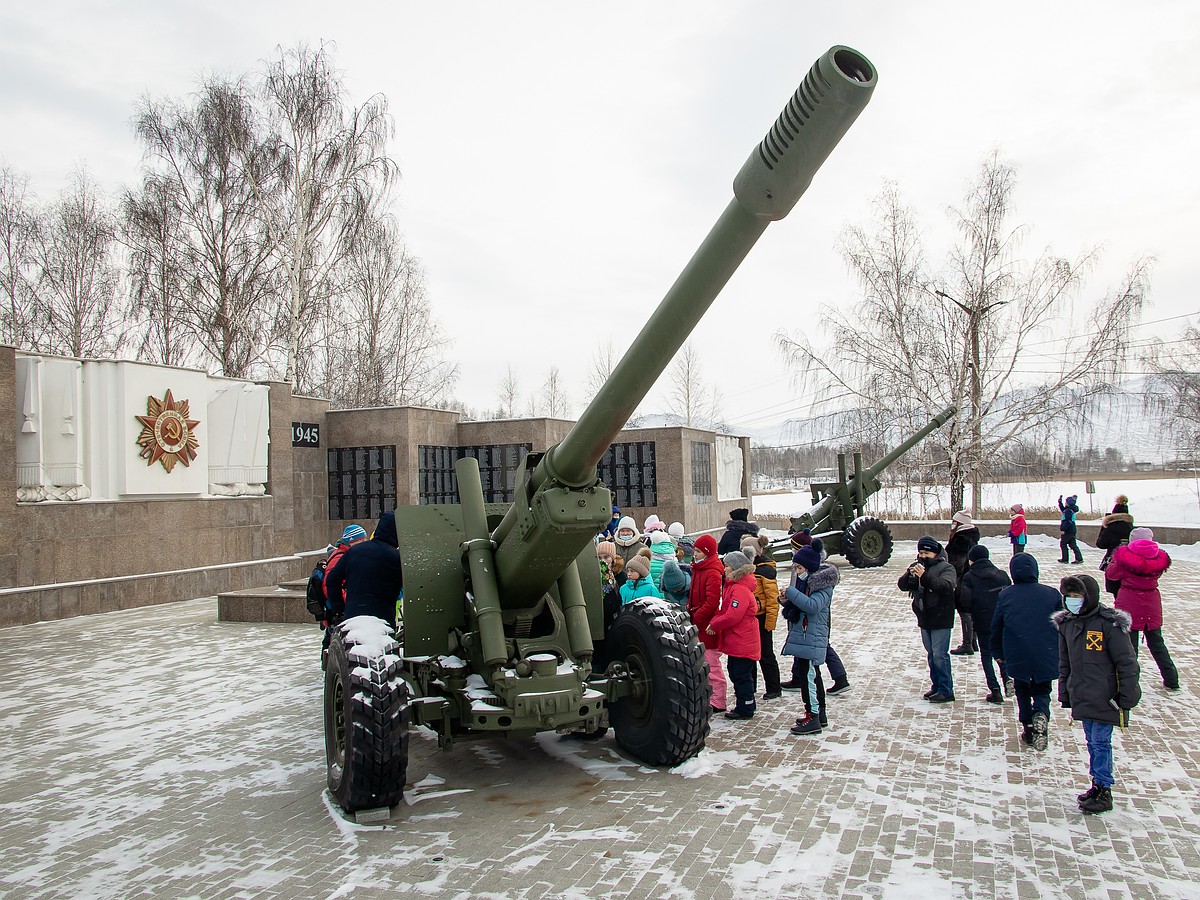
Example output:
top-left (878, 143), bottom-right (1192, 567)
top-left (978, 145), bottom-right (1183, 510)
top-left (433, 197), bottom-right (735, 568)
top-left (1094, 496), bottom-right (1134, 597)
top-left (647, 530), bottom-right (678, 591)
top-left (742, 534), bottom-right (782, 700)
top-left (959, 544), bottom-right (1012, 703)
top-left (782, 543), bottom-right (837, 735)
top-left (1104, 527), bottom-right (1179, 690)
top-left (659, 558), bottom-right (691, 608)
top-left (1058, 494), bottom-right (1083, 564)
top-left (687, 534), bottom-right (727, 713)
top-left (612, 516), bottom-right (645, 567)
top-left (1008, 504), bottom-right (1028, 557)
top-left (1054, 573), bottom-right (1141, 814)
top-left (619, 554), bottom-right (661, 603)
top-left (991, 553), bottom-right (1062, 750)
top-left (947, 510), bottom-right (982, 655)
top-left (706, 550), bottom-right (762, 719)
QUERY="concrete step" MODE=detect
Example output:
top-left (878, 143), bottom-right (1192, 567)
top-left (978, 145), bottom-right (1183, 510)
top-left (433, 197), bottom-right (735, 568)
top-left (218, 585), bottom-right (311, 624)
top-left (279, 578), bottom-right (308, 592)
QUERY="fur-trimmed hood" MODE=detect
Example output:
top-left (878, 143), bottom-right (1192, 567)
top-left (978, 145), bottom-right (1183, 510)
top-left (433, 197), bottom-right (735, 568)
top-left (1100, 512), bottom-right (1134, 528)
top-left (1052, 604), bottom-right (1132, 632)
top-left (727, 562), bottom-right (756, 582)
top-left (805, 562), bottom-right (840, 594)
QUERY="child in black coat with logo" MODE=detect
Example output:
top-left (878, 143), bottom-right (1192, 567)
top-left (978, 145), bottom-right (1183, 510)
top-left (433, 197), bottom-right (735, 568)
top-left (1053, 573), bottom-right (1141, 814)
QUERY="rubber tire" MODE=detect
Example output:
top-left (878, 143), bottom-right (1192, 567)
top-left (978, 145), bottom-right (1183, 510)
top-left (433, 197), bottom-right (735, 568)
top-left (324, 623), bottom-right (410, 813)
top-left (843, 515), bottom-right (894, 568)
top-left (608, 599), bottom-right (710, 766)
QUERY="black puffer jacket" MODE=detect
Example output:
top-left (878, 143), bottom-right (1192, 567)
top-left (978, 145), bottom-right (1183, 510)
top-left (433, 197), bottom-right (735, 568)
top-left (946, 527), bottom-right (981, 579)
top-left (325, 511), bottom-right (405, 627)
top-left (959, 556), bottom-right (1011, 634)
top-left (1054, 573), bottom-right (1141, 726)
top-left (1095, 512), bottom-right (1134, 595)
top-left (717, 517), bottom-right (760, 555)
top-left (897, 552), bottom-right (957, 630)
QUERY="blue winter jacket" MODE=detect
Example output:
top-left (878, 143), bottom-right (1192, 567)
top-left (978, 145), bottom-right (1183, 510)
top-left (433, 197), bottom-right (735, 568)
top-left (990, 553), bottom-right (1062, 682)
top-left (659, 559), bottom-right (691, 608)
top-left (1058, 496), bottom-right (1079, 536)
top-left (619, 577), bottom-right (662, 605)
top-left (781, 563), bottom-right (838, 661)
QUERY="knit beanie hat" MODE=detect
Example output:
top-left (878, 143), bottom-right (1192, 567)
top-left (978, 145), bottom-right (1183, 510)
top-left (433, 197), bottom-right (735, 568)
top-left (951, 510), bottom-right (973, 527)
top-left (693, 533), bottom-right (718, 559)
top-left (789, 529), bottom-right (813, 550)
top-left (1130, 527), bottom-right (1154, 542)
top-left (967, 543), bottom-right (990, 563)
top-left (668, 521), bottom-right (685, 539)
top-left (595, 541), bottom-right (617, 559)
top-left (1010, 503), bottom-right (1024, 515)
top-left (729, 508), bottom-right (750, 522)
top-left (792, 545), bottom-right (822, 572)
top-left (916, 535), bottom-right (942, 555)
top-left (340, 524), bottom-right (368, 543)
top-left (614, 516), bottom-right (641, 546)
top-left (721, 550), bottom-right (752, 571)
top-left (625, 555), bottom-right (651, 579)
top-left (643, 514), bottom-right (665, 533)
top-left (1112, 495), bottom-right (1129, 514)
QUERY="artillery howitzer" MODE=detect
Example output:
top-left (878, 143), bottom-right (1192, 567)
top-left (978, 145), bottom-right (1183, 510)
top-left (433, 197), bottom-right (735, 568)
top-left (323, 45), bottom-right (878, 814)
top-left (768, 405), bottom-right (957, 568)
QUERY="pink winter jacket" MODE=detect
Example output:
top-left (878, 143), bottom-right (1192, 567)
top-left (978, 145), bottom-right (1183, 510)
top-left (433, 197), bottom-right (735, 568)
top-left (708, 568), bottom-right (761, 660)
top-left (1105, 539), bottom-right (1171, 630)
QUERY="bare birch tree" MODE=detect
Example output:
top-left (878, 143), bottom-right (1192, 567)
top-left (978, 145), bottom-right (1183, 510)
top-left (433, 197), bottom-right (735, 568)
top-left (0, 164), bottom-right (42, 349)
top-left (254, 43), bottom-right (398, 393)
top-left (778, 154), bottom-right (1148, 514)
top-left (538, 366), bottom-right (570, 418)
top-left (496, 366), bottom-right (521, 418)
top-left (121, 173), bottom-right (193, 367)
top-left (1146, 325), bottom-right (1200, 455)
top-left (326, 212), bottom-right (456, 408)
top-left (34, 167), bottom-right (126, 358)
top-left (133, 77), bottom-right (279, 378)
top-left (585, 340), bottom-right (618, 397)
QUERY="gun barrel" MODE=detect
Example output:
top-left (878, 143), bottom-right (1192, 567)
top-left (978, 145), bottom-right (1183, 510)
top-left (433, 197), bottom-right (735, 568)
top-left (546, 46), bottom-right (877, 488)
top-left (863, 404), bottom-right (957, 480)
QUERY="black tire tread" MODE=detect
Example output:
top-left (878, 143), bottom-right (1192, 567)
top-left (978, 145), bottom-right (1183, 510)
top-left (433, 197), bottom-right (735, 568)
top-left (609, 600), bottom-right (709, 766)
top-left (325, 623), bottom-right (410, 813)
top-left (843, 515), bottom-right (894, 568)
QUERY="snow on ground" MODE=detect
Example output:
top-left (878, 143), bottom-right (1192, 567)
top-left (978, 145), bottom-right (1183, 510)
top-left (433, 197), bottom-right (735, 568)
top-left (753, 476), bottom-right (1200, 524)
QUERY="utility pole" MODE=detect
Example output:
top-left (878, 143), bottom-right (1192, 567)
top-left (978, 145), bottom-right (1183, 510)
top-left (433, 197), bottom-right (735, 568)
top-left (936, 289), bottom-right (1006, 518)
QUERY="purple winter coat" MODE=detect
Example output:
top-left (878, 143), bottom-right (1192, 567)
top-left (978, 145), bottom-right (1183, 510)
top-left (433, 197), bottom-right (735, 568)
top-left (1104, 539), bottom-right (1171, 630)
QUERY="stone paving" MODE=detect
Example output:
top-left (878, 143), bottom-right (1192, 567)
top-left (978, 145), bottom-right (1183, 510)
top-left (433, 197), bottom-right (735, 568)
top-left (1, 548), bottom-right (1197, 899)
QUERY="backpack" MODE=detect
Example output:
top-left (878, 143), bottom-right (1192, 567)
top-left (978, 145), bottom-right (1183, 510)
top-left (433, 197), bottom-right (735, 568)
top-left (305, 559), bottom-right (328, 620)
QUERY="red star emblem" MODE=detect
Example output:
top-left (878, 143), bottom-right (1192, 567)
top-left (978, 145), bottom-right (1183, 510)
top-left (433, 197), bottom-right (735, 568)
top-left (135, 389), bottom-right (201, 473)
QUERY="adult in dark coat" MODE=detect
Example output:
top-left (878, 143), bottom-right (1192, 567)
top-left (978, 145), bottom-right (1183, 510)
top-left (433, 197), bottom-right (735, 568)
top-left (959, 543), bottom-right (1012, 703)
top-left (897, 535), bottom-right (958, 701)
top-left (717, 508), bottom-right (759, 555)
top-left (946, 511), bottom-right (982, 655)
top-left (1094, 496), bottom-right (1134, 597)
top-left (990, 553), bottom-right (1062, 749)
top-left (325, 510), bottom-right (405, 628)
top-left (1054, 573), bottom-right (1141, 812)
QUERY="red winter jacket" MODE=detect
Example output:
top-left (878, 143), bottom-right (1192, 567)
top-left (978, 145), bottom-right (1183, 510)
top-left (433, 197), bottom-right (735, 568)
top-left (708, 568), bottom-right (762, 660)
top-left (1105, 539), bottom-right (1171, 630)
top-left (687, 536), bottom-right (724, 651)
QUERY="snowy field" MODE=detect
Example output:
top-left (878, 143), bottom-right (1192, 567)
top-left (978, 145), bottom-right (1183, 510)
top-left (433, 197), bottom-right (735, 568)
top-left (753, 477), bottom-right (1200, 525)
top-left (1, 559), bottom-right (1197, 899)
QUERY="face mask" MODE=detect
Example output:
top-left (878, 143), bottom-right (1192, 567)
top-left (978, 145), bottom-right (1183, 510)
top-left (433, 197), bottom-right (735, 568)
top-left (1065, 595), bottom-right (1084, 614)
top-left (795, 570), bottom-right (809, 582)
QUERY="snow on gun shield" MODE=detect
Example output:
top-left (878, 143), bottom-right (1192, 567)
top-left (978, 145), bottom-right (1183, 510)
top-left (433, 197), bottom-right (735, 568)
top-left (322, 46), bottom-right (878, 815)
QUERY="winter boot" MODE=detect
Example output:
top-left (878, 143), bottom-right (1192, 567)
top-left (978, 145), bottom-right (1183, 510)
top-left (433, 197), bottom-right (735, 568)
top-left (1077, 782), bottom-right (1102, 804)
top-left (818, 708), bottom-right (828, 727)
top-left (1031, 712), bottom-right (1049, 751)
top-left (985, 689), bottom-right (1003, 704)
top-left (1002, 676), bottom-right (1013, 697)
top-left (923, 688), bottom-right (938, 700)
top-left (950, 644), bottom-right (973, 655)
top-left (1079, 786), bottom-right (1113, 815)
top-left (780, 679), bottom-right (804, 691)
top-left (1020, 725), bottom-right (1034, 746)
top-left (762, 691), bottom-right (783, 700)
top-left (790, 714), bottom-right (822, 735)
top-left (827, 678), bottom-right (852, 696)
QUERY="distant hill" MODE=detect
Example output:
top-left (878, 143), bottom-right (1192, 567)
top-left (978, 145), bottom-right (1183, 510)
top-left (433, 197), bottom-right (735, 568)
top-left (739, 377), bottom-right (1181, 465)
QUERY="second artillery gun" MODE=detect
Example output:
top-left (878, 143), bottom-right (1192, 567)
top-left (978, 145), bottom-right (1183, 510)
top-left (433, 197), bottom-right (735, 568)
top-left (768, 405), bottom-right (957, 568)
top-left (323, 46), bottom-right (878, 814)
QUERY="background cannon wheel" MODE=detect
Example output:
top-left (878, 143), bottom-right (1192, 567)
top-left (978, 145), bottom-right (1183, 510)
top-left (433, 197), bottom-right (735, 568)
top-left (324, 620), bottom-right (409, 813)
top-left (843, 515), bottom-right (894, 568)
top-left (608, 599), bottom-right (710, 766)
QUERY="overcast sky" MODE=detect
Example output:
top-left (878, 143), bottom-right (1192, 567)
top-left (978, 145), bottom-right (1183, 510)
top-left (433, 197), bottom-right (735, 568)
top-left (3, 1), bottom-right (1198, 435)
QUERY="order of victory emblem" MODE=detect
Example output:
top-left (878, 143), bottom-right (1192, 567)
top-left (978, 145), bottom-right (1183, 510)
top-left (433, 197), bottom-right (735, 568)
top-left (135, 389), bottom-right (200, 473)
